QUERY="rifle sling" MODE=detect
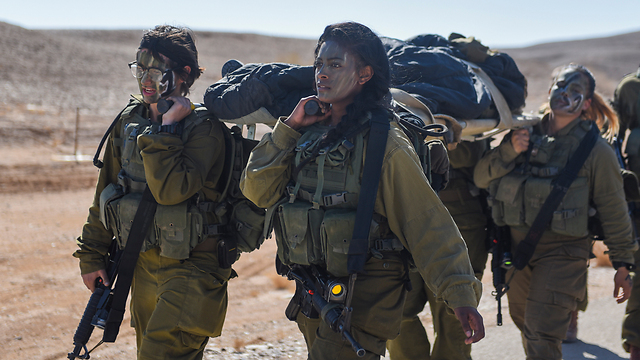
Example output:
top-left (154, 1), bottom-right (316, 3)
top-left (102, 185), bottom-right (158, 342)
top-left (347, 109), bottom-right (390, 274)
top-left (513, 122), bottom-right (600, 270)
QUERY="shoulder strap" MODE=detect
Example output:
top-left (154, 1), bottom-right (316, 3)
top-left (102, 185), bottom-right (158, 342)
top-left (513, 122), bottom-right (600, 270)
top-left (347, 109), bottom-right (390, 274)
top-left (93, 99), bottom-right (145, 168)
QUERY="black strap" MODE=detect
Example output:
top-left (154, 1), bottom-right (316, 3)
top-left (513, 122), bottom-right (600, 270)
top-left (102, 185), bottom-right (158, 342)
top-left (93, 108), bottom-right (126, 168)
top-left (347, 109), bottom-right (390, 274)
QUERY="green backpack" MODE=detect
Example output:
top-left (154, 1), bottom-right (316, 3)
top-left (213, 121), bottom-right (266, 267)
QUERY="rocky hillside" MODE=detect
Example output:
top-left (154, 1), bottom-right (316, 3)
top-left (1, 21), bottom-right (638, 145)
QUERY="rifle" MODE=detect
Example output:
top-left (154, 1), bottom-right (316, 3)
top-left (489, 224), bottom-right (512, 326)
top-left (68, 240), bottom-right (122, 359)
top-left (285, 265), bottom-right (366, 357)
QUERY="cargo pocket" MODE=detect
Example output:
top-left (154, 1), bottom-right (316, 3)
top-left (156, 201), bottom-right (203, 260)
top-left (495, 173), bottom-right (528, 227)
top-left (321, 209), bottom-right (356, 278)
top-left (99, 183), bottom-right (124, 232)
top-left (550, 177), bottom-right (589, 237)
top-left (230, 199), bottom-right (266, 253)
top-left (276, 201), bottom-right (313, 265)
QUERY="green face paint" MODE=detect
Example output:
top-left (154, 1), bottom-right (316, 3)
top-left (135, 49), bottom-right (172, 104)
top-left (314, 41), bottom-right (362, 105)
top-left (549, 69), bottom-right (590, 116)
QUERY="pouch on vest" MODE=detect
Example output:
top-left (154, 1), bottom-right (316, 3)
top-left (524, 176), bottom-right (589, 237)
top-left (493, 173), bottom-right (528, 227)
top-left (528, 135), bottom-right (556, 165)
top-left (321, 209), bottom-right (358, 277)
top-left (275, 201), bottom-right (317, 266)
top-left (113, 192), bottom-right (156, 251)
top-left (99, 183), bottom-right (125, 232)
top-left (229, 198), bottom-right (266, 253)
top-left (155, 200), bottom-right (204, 260)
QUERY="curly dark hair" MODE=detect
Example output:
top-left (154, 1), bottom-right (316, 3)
top-left (313, 22), bottom-right (391, 148)
top-left (139, 25), bottom-right (205, 96)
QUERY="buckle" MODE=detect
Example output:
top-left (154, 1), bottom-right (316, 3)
top-left (323, 192), bottom-right (348, 206)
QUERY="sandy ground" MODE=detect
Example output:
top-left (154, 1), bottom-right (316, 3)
top-left (0, 144), bottom-right (631, 360)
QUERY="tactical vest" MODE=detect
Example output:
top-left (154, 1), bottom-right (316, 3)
top-left (98, 99), bottom-right (213, 260)
top-left (488, 120), bottom-right (593, 237)
top-left (272, 116), bottom-right (402, 278)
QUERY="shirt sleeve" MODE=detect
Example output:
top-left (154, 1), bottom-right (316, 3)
top-left (375, 125), bottom-right (482, 309)
top-left (473, 133), bottom-right (522, 189)
top-left (240, 119), bottom-right (301, 208)
top-left (137, 120), bottom-right (224, 206)
top-left (589, 140), bottom-right (638, 264)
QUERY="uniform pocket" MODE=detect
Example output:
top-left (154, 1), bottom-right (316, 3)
top-left (155, 201), bottom-right (204, 260)
top-left (275, 201), bottom-right (314, 265)
top-left (99, 183), bottom-right (124, 232)
top-left (321, 209), bottom-right (356, 278)
top-left (495, 173), bottom-right (528, 227)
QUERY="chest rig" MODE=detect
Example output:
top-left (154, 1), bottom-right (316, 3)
top-left (273, 120), bottom-right (402, 278)
top-left (489, 120), bottom-right (593, 237)
top-left (98, 99), bottom-right (212, 260)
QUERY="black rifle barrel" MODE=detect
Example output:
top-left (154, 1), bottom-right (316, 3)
top-left (68, 287), bottom-right (105, 359)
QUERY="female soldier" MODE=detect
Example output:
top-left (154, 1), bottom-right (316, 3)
top-left (474, 63), bottom-right (637, 359)
top-left (240, 22), bottom-right (484, 359)
top-left (74, 25), bottom-right (232, 359)
top-left (613, 67), bottom-right (640, 359)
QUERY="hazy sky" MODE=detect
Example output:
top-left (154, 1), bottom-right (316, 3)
top-left (2, 0), bottom-right (639, 48)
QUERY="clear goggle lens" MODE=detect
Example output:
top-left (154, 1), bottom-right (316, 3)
top-left (128, 62), bottom-right (165, 82)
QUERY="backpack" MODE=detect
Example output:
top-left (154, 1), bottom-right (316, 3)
top-left (212, 121), bottom-right (266, 267)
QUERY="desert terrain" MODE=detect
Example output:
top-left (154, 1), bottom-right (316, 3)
top-left (0, 21), bottom-right (639, 359)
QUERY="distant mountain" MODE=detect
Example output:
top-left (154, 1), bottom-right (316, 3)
top-left (1, 21), bottom-right (638, 123)
top-left (503, 31), bottom-right (640, 112)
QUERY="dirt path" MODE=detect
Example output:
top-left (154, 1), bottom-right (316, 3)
top-left (0, 152), bottom-right (629, 360)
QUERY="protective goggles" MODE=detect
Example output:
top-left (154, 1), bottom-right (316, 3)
top-left (128, 61), bottom-right (178, 82)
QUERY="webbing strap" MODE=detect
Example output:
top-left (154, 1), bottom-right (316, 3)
top-left (513, 123), bottom-right (600, 270)
top-left (312, 152), bottom-right (328, 209)
top-left (102, 185), bottom-right (157, 342)
top-left (347, 109), bottom-right (390, 274)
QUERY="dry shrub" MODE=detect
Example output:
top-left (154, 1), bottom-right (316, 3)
top-left (269, 272), bottom-right (295, 291)
top-left (233, 337), bottom-right (245, 352)
top-left (592, 241), bottom-right (612, 267)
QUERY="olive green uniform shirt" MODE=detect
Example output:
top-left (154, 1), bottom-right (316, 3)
top-left (240, 119), bottom-right (482, 310)
top-left (74, 98), bottom-right (226, 274)
top-left (473, 117), bottom-right (637, 264)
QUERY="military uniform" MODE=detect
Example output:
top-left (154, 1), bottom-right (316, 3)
top-left (474, 116), bottom-right (638, 360)
top-left (74, 96), bottom-right (232, 360)
top-left (615, 70), bottom-right (640, 354)
top-left (386, 140), bottom-right (489, 360)
top-left (240, 116), bottom-right (482, 359)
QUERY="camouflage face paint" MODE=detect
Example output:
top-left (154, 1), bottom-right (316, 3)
top-left (549, 69), bottom-right (590, 116)
top-left (314, 41), bottom-right (362, 106)
top-left (135, 49), bottom-right (172, 104)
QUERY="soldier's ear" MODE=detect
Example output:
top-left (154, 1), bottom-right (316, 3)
top-left (358, 66), bottom-right (373, 85)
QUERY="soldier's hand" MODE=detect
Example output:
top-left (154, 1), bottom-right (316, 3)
top-left (284, 96), bottom-right (331, 131)
top-left (510, 128), bottom-right (530, 154)
top-left (161, 96), bottom-right (193, 125)
top-left (614, 267), bottom-right (632, 303)
top-left (81, 269), bottom-right (110, 293)
top-left (454, 306), bottom-right (485, 344)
